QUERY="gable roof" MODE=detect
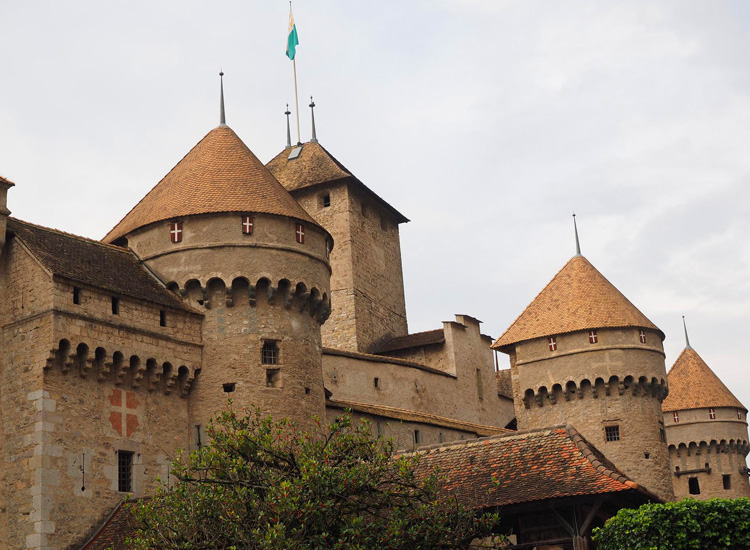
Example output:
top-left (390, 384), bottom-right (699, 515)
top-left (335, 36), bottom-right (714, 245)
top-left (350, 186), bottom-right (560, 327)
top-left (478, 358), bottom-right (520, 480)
top-left (266, 141), bottom-right (409, 224)
top-left (371, 329), bottom-right (445, 354)
top-left (493, 255), bottom-right (661, 350)
top-left (104, 125), bottom-right (317, 243)
top-left (79, 499), bottom-right (139, 550)
top-left (662, 347), bottom-right (746, 412)
top-left (411, 425), bottom-right (660, 509)
top-left (9, 218), bottom-right (194, 312)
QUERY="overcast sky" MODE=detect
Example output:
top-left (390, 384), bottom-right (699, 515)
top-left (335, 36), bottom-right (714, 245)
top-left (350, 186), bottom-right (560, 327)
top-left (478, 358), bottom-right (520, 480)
top-left (1, 1), bottom-right (748, 405)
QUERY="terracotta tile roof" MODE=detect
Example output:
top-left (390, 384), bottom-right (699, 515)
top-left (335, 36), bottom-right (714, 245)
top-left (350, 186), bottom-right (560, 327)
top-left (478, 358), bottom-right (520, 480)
top-left (79, 499), bottom-right (139, 550)
top-left (496, 369), bottom-right (513, 399)
top-left (266, 142), bottom-right (409, 224)
top-left (493, 255), bottom-right (661, 349)
top-left (371, 329), bottom-right (445, 354)
top-left (327, 398), bottom-right (509, 437)
top-left (9, 218), bottom-right (194, 312)
top-left (662, 347), bottom-right (746, 412)
top-left (104, 126), bottom-right (318, 243)
top-left (411, 425), bottom-right (659, 509)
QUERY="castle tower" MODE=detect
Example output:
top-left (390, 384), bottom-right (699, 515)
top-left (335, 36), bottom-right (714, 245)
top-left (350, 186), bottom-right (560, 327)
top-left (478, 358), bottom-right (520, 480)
top-left (104, 124), bottom-right (333, 432)
top-left (662, 333), bottom-right (750, 500)
top-left (492, 255), bottom-right (674, 501)
top-left (0, 175), bottom-right (13, 255)
top-left (267, 140), bottom-right (409, 353)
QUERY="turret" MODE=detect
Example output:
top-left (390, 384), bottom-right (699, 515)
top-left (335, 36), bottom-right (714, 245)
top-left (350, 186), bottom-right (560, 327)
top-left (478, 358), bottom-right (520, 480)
top-left (0, 175), bottom-right (14, 256)
top-left (492, 253), bottom-right (674, 501)
top-left (662, 320), bottom-right (750, 499)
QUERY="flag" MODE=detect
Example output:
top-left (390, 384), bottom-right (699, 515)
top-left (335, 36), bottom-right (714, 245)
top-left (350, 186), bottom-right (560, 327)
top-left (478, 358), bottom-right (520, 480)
top-left (286, 7), bottom-right (299, 60)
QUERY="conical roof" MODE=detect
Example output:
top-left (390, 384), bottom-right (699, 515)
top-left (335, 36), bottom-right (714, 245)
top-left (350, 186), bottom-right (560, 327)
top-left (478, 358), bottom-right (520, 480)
top-left (662, 347), bottom-right (746, 412)
top-left (493, 255), bottom-right (661, 349)
top-left (104, 126), bottom-right (317, 243)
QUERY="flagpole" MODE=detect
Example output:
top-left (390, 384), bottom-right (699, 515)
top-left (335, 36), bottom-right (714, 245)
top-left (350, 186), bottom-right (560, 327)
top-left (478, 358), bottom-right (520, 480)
top-left (292, 57), bottom-right (301, 145)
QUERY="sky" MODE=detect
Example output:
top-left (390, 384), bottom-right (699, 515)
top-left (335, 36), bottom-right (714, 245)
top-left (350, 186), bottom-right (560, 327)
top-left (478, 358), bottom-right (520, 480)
top-left (1, 1), bottom-right (748, 404)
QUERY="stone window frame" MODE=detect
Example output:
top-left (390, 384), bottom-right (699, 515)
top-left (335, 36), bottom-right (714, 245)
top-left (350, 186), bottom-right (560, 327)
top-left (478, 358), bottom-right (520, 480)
top-left (73, 286), bottom-right (82, 305)
top-left (723, 474), bottom-right (732, 490)
top-left (261, 340), bottom-right (280, 365)
top-left (321, 193), bottom-right (331, 208)
top-left (604, 425), bottom-right (621, 442)
top-left (117, 450), bottom-right (135, 493)
top-left (265, 368), bottom-right (281, 388)
top-left (688, 477), bottom-right (700, 495)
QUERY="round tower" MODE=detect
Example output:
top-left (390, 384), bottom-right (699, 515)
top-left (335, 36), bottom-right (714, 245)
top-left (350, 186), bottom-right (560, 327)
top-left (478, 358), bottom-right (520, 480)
top-left (662, 326), bottom-right (750, 500)
top-left (492, 254), bottom-right (675, 501)
top-left (103, 124), bottom-right (333, 432)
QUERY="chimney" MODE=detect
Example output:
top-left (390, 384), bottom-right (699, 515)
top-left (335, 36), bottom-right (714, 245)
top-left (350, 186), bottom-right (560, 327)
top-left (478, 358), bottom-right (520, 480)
top-left (0, 175), bottom-right (14, 256)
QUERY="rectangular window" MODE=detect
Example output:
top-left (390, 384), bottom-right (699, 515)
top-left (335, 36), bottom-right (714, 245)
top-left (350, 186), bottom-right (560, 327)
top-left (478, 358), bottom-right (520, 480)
top-left (723, 475), bottom-right (732, 490)
top-left (265, 368), bottom-right (280, 388)
top-left (739, 409), bottom-right (744, 420)
top-left (117, 450), bottom-right (134, 493)
top-left (639, 330), bottom-right (647, 344)
top-left (160, 310), bottom-right (166, 327)
top-left (673, 412), bottom-right (680, 423)
top-left (261, 341), bottom-right (279, 365)
top-left (73, 287), bottom-right (81, 305)
top-left (295, 223), bottom-right (305, 244)
top-left (589, 330), bottom-right (598, 344)
top-left (688, 477), bottom-right (700, 495)
top-left (414, 430), bottom-right (421, 445)
top-left (374, 377), bottom-right (380, 389)
top-left (169, 222), bottom-right (183, 243)
top-left (322, 194), bottom-right (331, 207)
top-left (111, 297), bottom-right (120, 315)
top-left (223, 383), bottom-right (236, 393)
top-left (605, 425), bottom-right (620, 442)
top-left (242, 215), bottom-right (254, 235)
top-left (476, 368), bottom-right (484, 400)
top-left (709, 408), bottom-right (716, 419)
top-left (438, 432), bottom-right (444, 443)
top-left (548, 337), bottom-right (557, 352)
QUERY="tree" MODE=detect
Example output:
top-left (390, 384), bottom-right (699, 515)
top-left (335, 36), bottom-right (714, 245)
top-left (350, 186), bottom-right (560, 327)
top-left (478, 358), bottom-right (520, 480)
top-left (130, 406), bottom-right (503, 550)
top-left (592, 497), bottom-right (750, 550)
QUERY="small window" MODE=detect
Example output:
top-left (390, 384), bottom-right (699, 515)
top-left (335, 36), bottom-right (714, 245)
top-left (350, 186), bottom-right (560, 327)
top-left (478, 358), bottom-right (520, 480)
top-left (169, 222), bottom-right (183, 243)
top-left (548, 337), bottom-right (557, 352)
top-left (73, 287), bottom-right (81, 305)
top-left (266, 368), bottom-right (280, 388)
top-left (322, 194), bottom-right (331, 208)
top-left (414, 430), bottom-right (421, 445)
top-left (374, 377), bottom-right (380, 389)
top-left (605, 425), bottom-right (620, 442)
top-left (476, 368), bottom-right (484, 400)
top-left (589, 330), bottom-right (598, 344)
top-left (295, 223), bottom-right (305, 244)
top-left (304, 387), bottom-right (311, 395)
top-left (738, 409), bottom-right (744, 420)
top-left (262, 341), bottom-right (279, 365)
top-left (688, 477), bottom-right (700, 495)
top-left (644, 452), bottom-right (650, 459)
top-left (242, 215), bottom-right (254, 235)
top-left (223, 383), bottom-right (236, 393)
top-left (111, 297), bottom-right (120, 315)
top-left (723, 474), bottom-right (732, 490)
top-left (117, 450), bottom-right (134, 493)
top-left (325, 240), bottom-right (332, 260)
top-left (159, 310), bottom-right (166, 327)
top-left (438, 432), bottom-right (444, 443)
top-left (639, 330), bottom-right (646, 344)
top-left (673, 412), bottom-right (680, 423)
top-left (709, 408), bottom-right (716, 419)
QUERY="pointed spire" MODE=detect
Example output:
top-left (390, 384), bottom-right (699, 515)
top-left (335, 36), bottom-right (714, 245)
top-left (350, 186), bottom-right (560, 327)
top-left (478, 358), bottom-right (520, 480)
top-left (682, 316), bottom-right (692, 350)
top-left (219, 71), bottom-right (226, 126)
top-left (285, 104), bottom-right (292, 148)
top-left (309, 96), bottom-right (318, 143)
top-left (573, 213), bottom-right (582, 256)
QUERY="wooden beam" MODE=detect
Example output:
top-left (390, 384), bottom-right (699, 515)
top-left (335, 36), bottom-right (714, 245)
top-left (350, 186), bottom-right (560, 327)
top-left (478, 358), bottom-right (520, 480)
top-left (580, 496), bottom-right (604, 534)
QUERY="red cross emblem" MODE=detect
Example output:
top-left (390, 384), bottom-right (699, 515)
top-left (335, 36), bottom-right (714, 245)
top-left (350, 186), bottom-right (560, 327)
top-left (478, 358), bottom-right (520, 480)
top-left (108, 389), bottom-right (140, 437)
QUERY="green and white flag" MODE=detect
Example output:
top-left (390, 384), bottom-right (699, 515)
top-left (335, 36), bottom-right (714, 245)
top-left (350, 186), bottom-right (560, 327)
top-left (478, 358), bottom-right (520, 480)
top-left (286, 7), bottom-right (299, 60)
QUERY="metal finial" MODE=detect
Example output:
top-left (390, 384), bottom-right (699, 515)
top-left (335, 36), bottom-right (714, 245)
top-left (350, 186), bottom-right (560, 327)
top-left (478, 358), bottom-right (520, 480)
top-left (309, 96), bottom-right (318, 143)
top-left (285, 104), bottom-right (292, 148)
top-left (682, 316), bottom-right (692, 350)
top-left (219, 71), bottom-right (226, 126)
top-left (573, 213), bottom-right (582, 256)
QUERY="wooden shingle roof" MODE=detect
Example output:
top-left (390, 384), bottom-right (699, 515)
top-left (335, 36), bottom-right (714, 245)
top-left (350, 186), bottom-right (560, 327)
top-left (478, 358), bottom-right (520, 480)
top-left (411, 425), bottom-right (660, 509)
top-left (104, 126), bottom-right (317, 243)
top-left (493, 255), bottom-right (661, 350)
top-left (662, 347), bottom-right (746, 412)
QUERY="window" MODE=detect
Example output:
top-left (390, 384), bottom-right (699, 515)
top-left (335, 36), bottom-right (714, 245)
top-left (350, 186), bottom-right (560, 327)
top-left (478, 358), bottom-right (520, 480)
top-left (605, 425), bottom-right (620, 442)
top-left (295, 223), bottom-right (305, 244)
top-left (322, 194), bottom-right (331, 207)
top-left (414, 430), bottom-right (421, 445)
top-left (548, 337), bottom-right (557, 352)
top-left (223, 383), bottom-right (236, 393)
top-left (262, 341), bottom-right (279, 365)
top-left (709, 408), bottom-right (716, 419)
top-left (376, 422), bottom-right (384, 436)
top-left (169, 222), bottom-right (183, 243)
top-left (738, 409), bottom-right (743, 420)
top-left (476, 368), bottom-right (484, 400)
top-left (159, 310), bottom-right (166, 327)
top-left (589, 330), bottom-right (598, 344)
top-left (242, 215), bottom-right (254, 235)
top-left (266, 368), bottom-right (280, 388)
top-left (438, 432), bottom-right (444, 443)
top-left (644, 452), bottom-right (650, 459)
top-left (304, 387), bottom-right (311, 395)
top-left (723, 475), bottom-right (732, 490)
top-left (639, 330), bottom-right (647, 344)
top-left (673, 412), bottom-right (680, 423)
top-left (117, 451), bottom-right (134, 493)
top-left (688, 477), bottom-right (700, 495)
top-left (111, 297), bottom-right (120, 315)
top-left (73, 287), bottom-right (81, 305)
top-left (374, 377), bottom-right (380, 389)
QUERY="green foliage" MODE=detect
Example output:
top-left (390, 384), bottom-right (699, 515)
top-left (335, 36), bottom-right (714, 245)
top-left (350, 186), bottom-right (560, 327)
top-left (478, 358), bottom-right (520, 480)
top-left (592, 497), bottom-right (750, 550)
top-left (129, 407), bottom-right (502, 549)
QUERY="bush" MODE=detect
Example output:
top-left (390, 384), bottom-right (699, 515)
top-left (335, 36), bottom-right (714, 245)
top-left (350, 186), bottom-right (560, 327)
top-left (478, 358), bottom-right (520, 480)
top-left (592, 498), bottom-right (750, 550)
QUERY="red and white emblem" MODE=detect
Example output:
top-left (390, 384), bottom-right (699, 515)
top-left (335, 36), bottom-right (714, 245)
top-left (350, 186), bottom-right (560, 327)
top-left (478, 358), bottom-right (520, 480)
top-left (108, 389), bottom-right (140, 437)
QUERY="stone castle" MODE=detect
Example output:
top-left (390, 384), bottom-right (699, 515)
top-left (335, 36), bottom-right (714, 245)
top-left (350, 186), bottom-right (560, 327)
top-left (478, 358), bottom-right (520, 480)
top-left (0, 93), bottom-right (747, 549)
